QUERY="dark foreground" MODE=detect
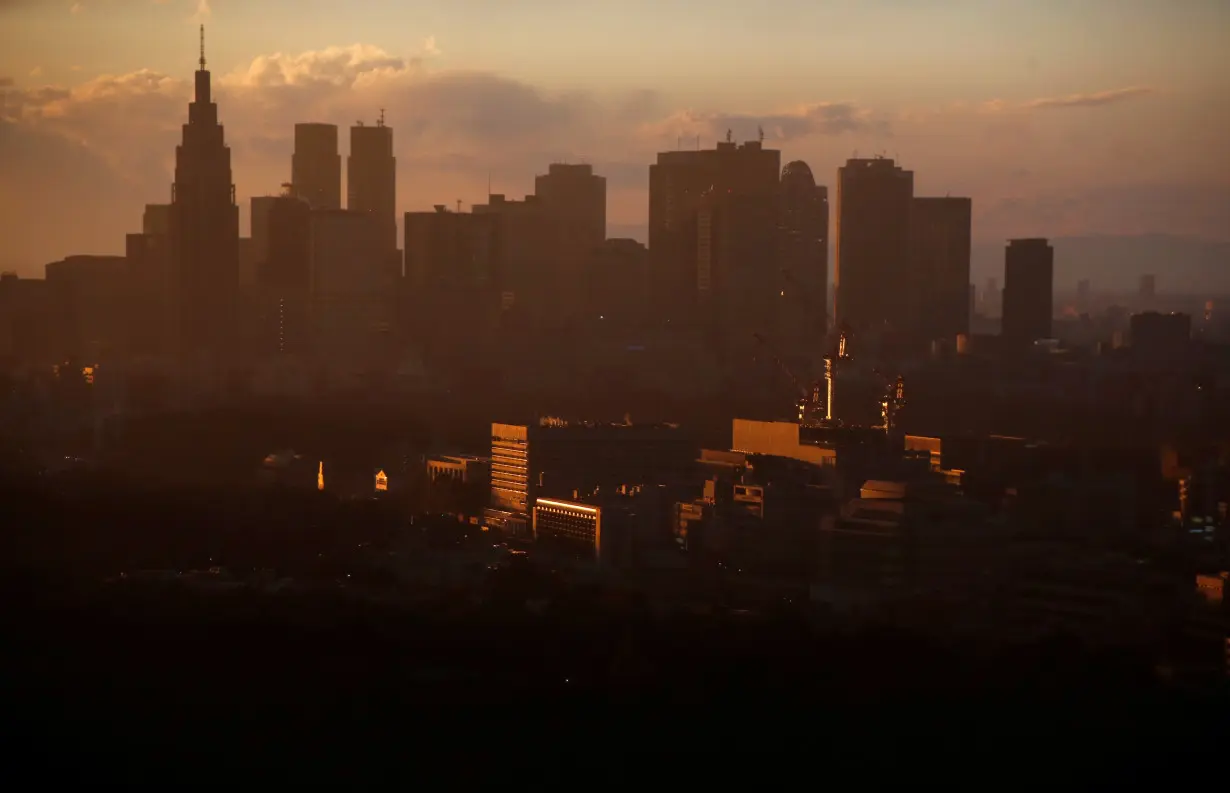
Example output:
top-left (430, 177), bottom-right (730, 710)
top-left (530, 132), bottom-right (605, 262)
top-left (2, 576), bottom-right (1225, 785)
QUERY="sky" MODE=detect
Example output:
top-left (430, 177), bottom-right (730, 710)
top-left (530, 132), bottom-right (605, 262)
top-left (1, 0), bottom-right (1228, 275)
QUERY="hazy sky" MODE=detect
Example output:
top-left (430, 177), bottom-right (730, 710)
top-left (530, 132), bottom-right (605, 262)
top-left (2, 0), bottom-right (1228, 274)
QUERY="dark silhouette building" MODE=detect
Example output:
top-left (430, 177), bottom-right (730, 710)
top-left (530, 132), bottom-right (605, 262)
top-left (348, 119), bottom-right (397, 257)
top-left (0, 273), bottom-right (52, 366)
top-left (648, 139), bottom-right (781, 313)
top-left (472, 194), bottom-right (554, 321)
top-left (779, 161), bottom-right (829, 347)
top-left (256, 196), bottom-right (312, 356)
top-left (44, 255), bottom-right (129, 362)
top-left (1130, 311), bottom-right (1191, 356)
top-left (168, 26), bottom-right (240, 361)
top-left (1002, 238), bottom-right (1054, 348)
top-left (910, 196), bottom-right (972, 345)
top-left (834, 157), bottom-right (914, 336)
top-left (291, 123), bottom-right (341, 210)
top-left (534, 164), bottom-right (607, 317)
top-left (310, 209), bottom-right (397, 368)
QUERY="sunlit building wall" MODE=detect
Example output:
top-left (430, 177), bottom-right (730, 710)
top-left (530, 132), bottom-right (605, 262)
top-left (533, 497), bottom-right (602, 561)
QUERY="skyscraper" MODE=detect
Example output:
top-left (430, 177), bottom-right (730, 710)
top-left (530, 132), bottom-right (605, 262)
top-left (910, 196), bottom-right (972, 344)
top-left (648, 139), bottom-right (781, 313)
top-left (256, 196), bottom-right (312, 356)
top-left (534, 164), bottom-right (607, 317)
top-left (779, 161), bottom-right (829, 345)
top-left (834, 157), bottom-right (914, 335)
top-left (168, 26), bottom-right (240, 360)
top-left (291, 123), bottom-right (341, 210)
top-left (1002, 238), bottom-right (1054, 348)
top-left (348, 118), bottom-right (397, 256)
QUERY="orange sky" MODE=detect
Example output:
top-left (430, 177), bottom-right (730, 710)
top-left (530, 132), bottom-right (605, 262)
top-left (1, 0), bottom-right (1228, 274)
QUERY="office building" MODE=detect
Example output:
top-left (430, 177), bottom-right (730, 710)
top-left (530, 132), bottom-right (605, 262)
top-left (44, 255), bottom-right (130, 361)
top-left (125, 231), bottom-right (172, 357)
top-left (256, 196), bottom-right (312, 356)
top-left (404, 206), bottom-right (498, 292)
top-left (534, 163), bottom-right (607, 313)
top-left (143, 204), bottom-right (171, 237)
top-left (588, 238), bottom-right (650, 327)
top-left (310, 209), bottom-right (397, 366)
top-left (910, 196), bottom-right (972, 344)
top-left (834, 157), bottom-right (914, 335)
top-left (649, 139), bottom-right (781, 310)
top-left (779, 161), bottom-right (829, 342)
top-left (1002, 238), bottom-right (1054, 348)
top-left (348, 119), bottom-right (397, 256)
top-left (168, 27), bottom-right (240, 360)
top-left (485, 418), bottom-right (696, 537)
top-left (0, 273), bottom-right (52, 366)
top-left (1130, 311), bottom-right (1191, 356)
top-left (472, 194), bottom-right (554, 318)
top-left (291, 123), bottom-right (341, 210)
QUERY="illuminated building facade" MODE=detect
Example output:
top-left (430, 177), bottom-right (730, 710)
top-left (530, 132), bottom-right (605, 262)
top-left (1002, 238), bottom-right (1054, 348)
top-left (533, 498), bottom-right (602, 561)
top-left (834, 157), bottom-right (914, 335)
top-left (168, 27), bottom-right (241, 361)
top-left (484, 419), bottom-right (695, 539)
top-left (292, 123), bottom-right (342, 210)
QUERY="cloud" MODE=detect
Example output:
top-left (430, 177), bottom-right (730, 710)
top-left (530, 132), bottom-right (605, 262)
top-left (1026, 86), bottom-right (1153, 110)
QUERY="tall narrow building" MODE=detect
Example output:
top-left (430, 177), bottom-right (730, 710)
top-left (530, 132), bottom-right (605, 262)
top-left (779, 161), bottom-right (829, 348)
top-left (1002, 238), bottom-right (1054, 348)
top-left (348, 117), bottom-right (397, 256)
top-left (292, 123), bottom-right (341, 210)
top-left (534, 163), bottom-right (607, 319)
top-left (168, 26), bottom-right (240, 360)
top-left (834, 157), bottom-right (914, 335)
top-left (910, 196), bottom-right (972, 344)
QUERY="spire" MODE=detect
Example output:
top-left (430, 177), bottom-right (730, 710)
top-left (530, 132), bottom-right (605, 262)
top-left (199, 24), bottom-right (206, 71)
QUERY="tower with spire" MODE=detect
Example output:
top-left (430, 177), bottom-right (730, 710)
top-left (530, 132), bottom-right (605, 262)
top-left (169, 25), bottom-right (240, 362)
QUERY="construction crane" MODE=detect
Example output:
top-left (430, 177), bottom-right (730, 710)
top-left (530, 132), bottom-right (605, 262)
top-left (753, 325), bottom-right (851, 426)
top-left (871, 368), bottom-right (907, 433)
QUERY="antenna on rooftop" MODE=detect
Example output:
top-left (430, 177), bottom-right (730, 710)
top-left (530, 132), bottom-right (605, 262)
top-left (725, 128), bottom-right (733, 144)
top-left (758, 125), bottom-right (764, 143)
top-left (456, 199), bottom-right (463, 213)
top-left (199, 24), bottom-right (206, 70)
top-left (378, 108), bottom-right (386, 127)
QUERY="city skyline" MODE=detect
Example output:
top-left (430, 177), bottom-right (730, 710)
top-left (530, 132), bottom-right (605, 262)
top-left (2, 0), bottom-right (1229, 274)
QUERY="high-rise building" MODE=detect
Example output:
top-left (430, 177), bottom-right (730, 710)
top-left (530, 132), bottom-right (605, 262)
top-left (128, 204), bottom-right (174, 357)
top-left (143, 204), bottom-right (171, 237)
top-left (649, 139), bottom-right (781, 312)
top-left (45, 255), bottom-right (130, 361)
top-left (291, 123), bottom-right (341, 210)
top-left (256, 196), bottom-right (312, 356)
top-left (1002, 238), bottom-right (1054, 348)
top-left (834, 157), bottom-right (914, 335)
top-left (472, 194), bottom-right (554, 319)
top-left (310, 209), bottom-right (397, 367)
top-left (910, 196), bottom-right (972, 344)
top-left (348, 119), bottom-right (397, 256)
top-left (168, 26), bottom-right (240, 360)
top-left (779, 161), bottom-right (829, 345)
top-left (534, 164), bottom-right (607, 316)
